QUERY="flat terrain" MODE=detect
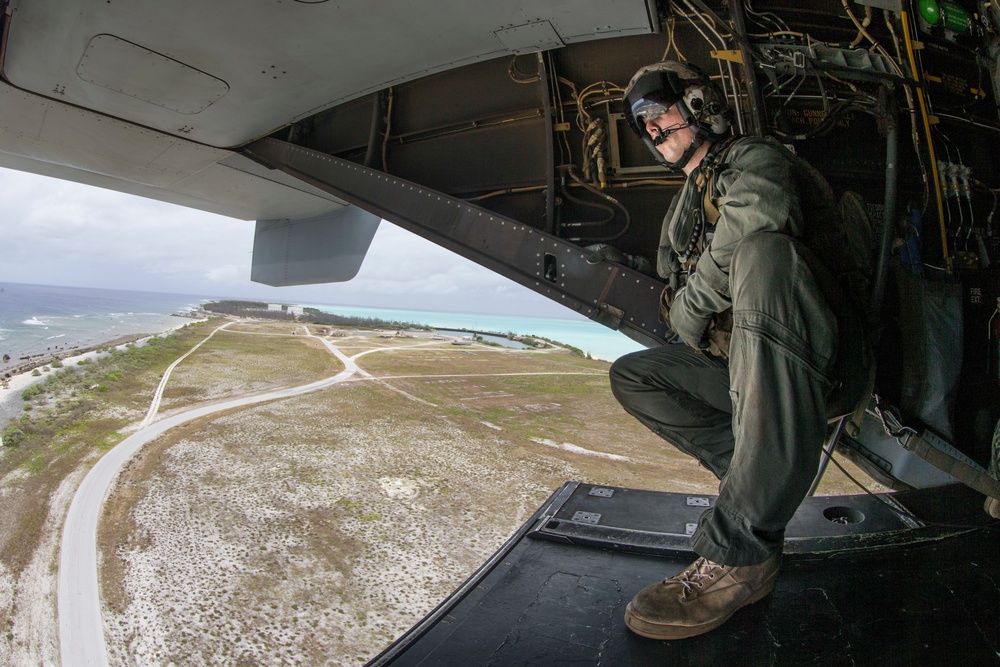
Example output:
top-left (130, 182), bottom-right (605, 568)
top-left (0, 320), bottom-right (883, 666)
top-left (96, 325), bottom-right (876, 665)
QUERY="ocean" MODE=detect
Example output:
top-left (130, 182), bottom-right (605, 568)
top-left (0, 282), bottom-right (645, 373)
top-left (0, 282), bottom-right (205, 373)
top-left (299, 303), bottom-right (645, 360)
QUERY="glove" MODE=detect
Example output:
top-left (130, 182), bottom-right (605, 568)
top-left (657, 285), bottom-right (675, 326)
top-left (667, 286), bottom-right (711, 350)
top-left (704, 310), bottom-right (734, 358)
top-left (585, 244), bottom-right (655, 275)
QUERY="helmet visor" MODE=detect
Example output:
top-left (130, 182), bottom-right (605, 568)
top-left (630, 97), bottom-right (672, 124)
top-left (623, 69), bottom-right (685, 132)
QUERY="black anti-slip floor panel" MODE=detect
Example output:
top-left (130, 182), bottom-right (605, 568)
top-left (371, 483), bottom-right (1000, 666)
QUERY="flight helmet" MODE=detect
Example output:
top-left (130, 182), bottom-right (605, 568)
top-left (622, 60), bottom-right (730, 168)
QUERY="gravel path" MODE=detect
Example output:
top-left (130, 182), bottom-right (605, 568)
top-left (59, 325), bottom-right (358, 667)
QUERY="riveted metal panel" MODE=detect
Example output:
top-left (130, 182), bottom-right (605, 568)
top-left (243, 137), bottom-right (670, 347)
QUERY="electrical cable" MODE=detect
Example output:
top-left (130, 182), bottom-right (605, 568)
top-left (899, 8), bottom-right (951, 269)
top-left (849, 5), bottom-right (873, 49)
top-left (562, 167), bottom-right (632, 241)
top-left (840, 0), bottom-right (901, 74)
top-left (743, 0), bottom-right (788, 35)
top-left (550, 63), bottom-right (571, 170)
top-left (508, 55), bottom-right (540, 84)
top-left (381, 86), bottom-right (394, 172)
top-left (559, 179), bottom-right (616, 227)
top-left (973, 179), bottom-right (999, 236)
top-left (884, 8), bottom-right (930, 215)
top-left (464, 186), bottom-right (547, 203)
top-left (661, 14), bottom-right (686, 61)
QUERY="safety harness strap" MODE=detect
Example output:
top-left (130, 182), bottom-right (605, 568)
top-left (901, 431), bottom-right (1000, 499)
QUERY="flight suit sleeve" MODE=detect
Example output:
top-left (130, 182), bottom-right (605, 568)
top-left (669, 142), bottom-right (802, 348)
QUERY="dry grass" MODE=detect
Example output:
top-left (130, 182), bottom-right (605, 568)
top-left (0, 318), bottom-right (882, 666)
top-left (0, 321), bottom-right (224, 665)
top-left (97, 325), bottom-right (880, 665)
top-left (159, 329), bottom-right (341, 411)
top-left (101, 383), bottom-right (573, 664)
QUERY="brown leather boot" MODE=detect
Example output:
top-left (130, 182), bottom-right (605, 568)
top-left (986, 496), bottom-right (1000, 519)
top-left (625, 552), bottom-right (781, 640)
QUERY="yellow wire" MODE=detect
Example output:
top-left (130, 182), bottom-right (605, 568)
top-left (900, 9), bottom-right (951, 272)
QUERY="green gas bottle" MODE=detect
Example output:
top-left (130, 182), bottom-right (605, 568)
top-left (917, 0), bottom-right (972, 33)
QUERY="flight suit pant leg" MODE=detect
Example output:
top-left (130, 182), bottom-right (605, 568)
top-left (609, 345), bottom-right (735, 479)
top-left (691, 232), bottom-right (839, 566)
top-left (610, 345), bottom-right (734, 480)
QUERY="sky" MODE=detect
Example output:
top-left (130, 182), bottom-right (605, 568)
top-left (0, 166), bottom-right (581, 319)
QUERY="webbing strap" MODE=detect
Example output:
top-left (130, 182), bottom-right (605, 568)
top-left (901, 432), bottom-right (1000, 499)
top-left (703, 180), bottom-right (721, 226)
top-left (695, 136), bottom-right (739, 227)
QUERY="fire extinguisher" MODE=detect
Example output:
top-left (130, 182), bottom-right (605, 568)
top-left (990, 297), bottom-right (1000, 385)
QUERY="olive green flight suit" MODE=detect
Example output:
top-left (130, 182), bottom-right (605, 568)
top-left (610, 137), bottom-right (869, 566)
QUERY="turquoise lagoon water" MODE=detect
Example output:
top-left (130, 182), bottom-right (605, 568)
top-left (299, 303), bottom-right (644, 361)
top-left (0, 282), bottom-right (645, 372)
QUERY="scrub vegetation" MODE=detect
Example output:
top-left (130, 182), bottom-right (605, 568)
top-left (1, 324), bottom-right (214, 573)
top-left (0, 319), bottom-right (342, 665)
top-left (94, 326), bottom-right (878, 665)
top-left (158, 327), bottom-right (343, 412)
top-left (0, 322), bottom-right (217, 664)
top-left (0, 320), bottom-right (882, 666)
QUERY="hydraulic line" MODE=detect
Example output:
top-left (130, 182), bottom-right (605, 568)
top-left (364, 91), bottom-right (382, 169)
top-left (564, 168), bottom-right (632, 241)
top-left (537, 52), bottom-right (556, 235)
top-left (727, 0), bottom-right (765, 136)
top-left (900, 8), bottom-right (951, 270)
top-left (381, 87), bottom-right (394, 172)
top-left (872, 115), bottom-right (898, 324)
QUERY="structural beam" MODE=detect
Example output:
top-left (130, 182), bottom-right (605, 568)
top-left (242, 137), bottom-right (670, 348)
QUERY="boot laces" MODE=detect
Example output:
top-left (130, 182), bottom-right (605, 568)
top-left (670, 557), bottom-right (726, 595)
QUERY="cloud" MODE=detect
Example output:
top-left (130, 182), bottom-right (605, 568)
top-left (0, 167), bottom-right (578, 318)
top-left (205, 265), bottom-right (246, 285)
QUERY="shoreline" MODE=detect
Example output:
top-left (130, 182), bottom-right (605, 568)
top-left (2, 313), bottom-right (202, 377)
top-left (0, 317), bottom-right (204, 431)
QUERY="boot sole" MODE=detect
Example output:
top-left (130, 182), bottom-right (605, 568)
top-left (624, 574), bottom-right (778, 640)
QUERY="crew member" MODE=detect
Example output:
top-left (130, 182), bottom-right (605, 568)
top-left (610, 61), bottom-right (871, 640)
